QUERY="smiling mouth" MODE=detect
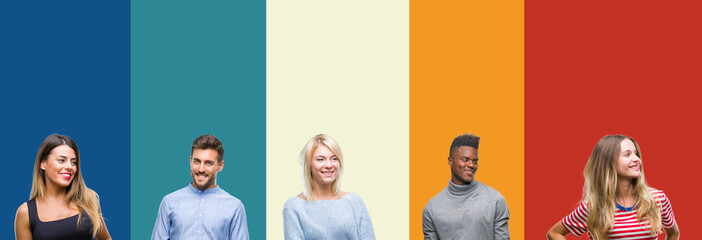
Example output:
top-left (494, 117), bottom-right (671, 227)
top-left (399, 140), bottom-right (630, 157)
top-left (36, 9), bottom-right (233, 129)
top-left (59, 173), bottom-right (72, 179)
top-left (321, 171), bottom-right (334, 176)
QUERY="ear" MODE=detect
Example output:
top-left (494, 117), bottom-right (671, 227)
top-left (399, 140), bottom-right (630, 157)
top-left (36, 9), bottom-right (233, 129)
top-left (218, 160), bottom-right (224, 172)
top-left (448, 156), bottom-right (453, 167)
top-left (41, 160), bottom-right (47, 170)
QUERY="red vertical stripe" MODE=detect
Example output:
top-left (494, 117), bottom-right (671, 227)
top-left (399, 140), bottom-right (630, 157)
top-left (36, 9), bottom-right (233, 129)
top-left (526, 1), bottom-right (702, 239)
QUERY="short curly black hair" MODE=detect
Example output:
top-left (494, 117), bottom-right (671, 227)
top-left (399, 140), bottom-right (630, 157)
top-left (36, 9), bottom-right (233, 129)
top-left (449, 133), bottom-right (480, 156)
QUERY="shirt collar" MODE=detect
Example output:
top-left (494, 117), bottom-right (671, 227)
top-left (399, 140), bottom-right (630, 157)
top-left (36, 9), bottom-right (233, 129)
top-left (448, 179), bottom-right (479, 196)
top-left (187, 183), bottom-right (221, 195)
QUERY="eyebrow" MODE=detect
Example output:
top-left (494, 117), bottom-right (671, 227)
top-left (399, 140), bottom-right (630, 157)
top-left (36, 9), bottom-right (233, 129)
top-left (193, 158), bottom-right (215, 162)
top-left (57, 155), bottom-right (77, 160)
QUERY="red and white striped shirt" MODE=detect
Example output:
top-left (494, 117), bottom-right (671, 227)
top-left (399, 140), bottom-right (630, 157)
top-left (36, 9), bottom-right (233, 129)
top-left (561, 189), bottom-right (676, 240)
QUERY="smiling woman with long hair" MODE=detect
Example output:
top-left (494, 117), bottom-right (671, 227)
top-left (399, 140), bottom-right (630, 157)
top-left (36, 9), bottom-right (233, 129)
top-left (282, 134), bottom-right (375, 240)
top-left (14, 134), bottom-right (111, 240)
top-left (547, 135), bottom-right (679, 240)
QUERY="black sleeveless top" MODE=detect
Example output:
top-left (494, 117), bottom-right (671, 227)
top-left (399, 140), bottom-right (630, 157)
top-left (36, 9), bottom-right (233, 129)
top-left (27, 199), bottom-right (94, 240)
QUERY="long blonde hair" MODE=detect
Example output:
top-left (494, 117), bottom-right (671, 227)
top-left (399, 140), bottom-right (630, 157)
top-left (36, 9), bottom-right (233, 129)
top-left (30, 134), bottom-right (104, 238)
top-left (583, 135), bottom-right (660, 240)
top-left (299, 134), bottom-right (344, 201)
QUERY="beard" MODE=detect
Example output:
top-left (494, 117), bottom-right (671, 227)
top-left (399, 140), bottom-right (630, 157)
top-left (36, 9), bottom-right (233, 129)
top-left (191, 172), bottom-right (216, 190)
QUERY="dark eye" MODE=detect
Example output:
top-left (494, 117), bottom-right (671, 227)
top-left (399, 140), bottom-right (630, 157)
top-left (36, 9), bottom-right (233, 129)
top-left (206, 162), bottom-right (213, 166)
top-left (332, 157), bottom-right (338, 161)
top-left (71, 161), bottom-right (77, 166)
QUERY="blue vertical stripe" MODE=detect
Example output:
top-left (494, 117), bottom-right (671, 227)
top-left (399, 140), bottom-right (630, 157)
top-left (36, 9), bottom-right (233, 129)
top-left (1, 1), bottom-right (130, 239)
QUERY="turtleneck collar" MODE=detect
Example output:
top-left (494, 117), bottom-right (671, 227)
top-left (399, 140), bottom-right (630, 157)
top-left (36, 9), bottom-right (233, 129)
top-left (448, 179), bottom-right (479, 196)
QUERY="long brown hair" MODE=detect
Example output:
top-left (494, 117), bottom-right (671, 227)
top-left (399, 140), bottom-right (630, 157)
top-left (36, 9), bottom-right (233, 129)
top-left (583, 135), bottom-right (660, 239)
top-left (30, 134), bottom-right (104, 238)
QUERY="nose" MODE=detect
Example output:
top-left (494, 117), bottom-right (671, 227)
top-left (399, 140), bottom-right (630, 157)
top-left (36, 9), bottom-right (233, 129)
top-left (466, 160), bottom-right (476, 168)
top-left (198, 163), bottom-right (205, 172)
top-left (323, 159), bottom-right (332, 168)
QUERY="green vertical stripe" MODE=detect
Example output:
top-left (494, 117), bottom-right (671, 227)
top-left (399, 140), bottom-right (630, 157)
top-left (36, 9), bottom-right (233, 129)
top-left (131, 0), bottom-right (265, 238)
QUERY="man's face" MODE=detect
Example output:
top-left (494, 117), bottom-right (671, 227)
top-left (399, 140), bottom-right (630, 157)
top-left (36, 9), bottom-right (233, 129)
top-left (448, 146), bottom-right (479, 185)
top-left (190, 148), bottom-right (223, 190)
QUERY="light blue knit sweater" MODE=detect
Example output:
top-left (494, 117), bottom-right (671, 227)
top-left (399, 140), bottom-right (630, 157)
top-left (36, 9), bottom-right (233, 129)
top-left (283, 193), bottom-right (375, 240)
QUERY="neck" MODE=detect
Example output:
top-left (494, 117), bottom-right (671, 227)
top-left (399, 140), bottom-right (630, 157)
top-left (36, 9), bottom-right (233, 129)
top-left (43, 180), bottom-right (67, 202)
top-left (451, 177), bottom-right (472, 186)
top-left (616, 177), bottom-right (635, 201)
top-left (192, 182), bottom-right (217, 191)
top-left (312, 182), bottom-right (336, 200)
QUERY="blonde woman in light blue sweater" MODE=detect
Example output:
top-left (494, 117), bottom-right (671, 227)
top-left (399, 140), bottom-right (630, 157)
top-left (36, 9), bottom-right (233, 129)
top-left (283, 134), bottom-right (375, 240)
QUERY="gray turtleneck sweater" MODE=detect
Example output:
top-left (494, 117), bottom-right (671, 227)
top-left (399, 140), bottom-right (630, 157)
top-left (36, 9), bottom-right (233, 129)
top-left (422, 180), bottom-right (510, 240)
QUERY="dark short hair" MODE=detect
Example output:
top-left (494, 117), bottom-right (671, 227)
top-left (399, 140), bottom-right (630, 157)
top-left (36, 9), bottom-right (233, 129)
top-left (192, 134), bottom-right (223, 162)
top-left (449, 133), bottom-right (480, 156)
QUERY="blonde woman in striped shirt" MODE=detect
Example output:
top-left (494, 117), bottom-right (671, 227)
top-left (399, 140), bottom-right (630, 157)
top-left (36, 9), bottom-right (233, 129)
top-left (547, 135), bottom-right (679, 240)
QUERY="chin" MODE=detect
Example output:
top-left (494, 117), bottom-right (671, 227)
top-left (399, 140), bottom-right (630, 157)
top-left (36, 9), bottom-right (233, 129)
top-left (318, 178), bottom-right (335, 185)
top-left (56, 180), bottom-right (72, 187)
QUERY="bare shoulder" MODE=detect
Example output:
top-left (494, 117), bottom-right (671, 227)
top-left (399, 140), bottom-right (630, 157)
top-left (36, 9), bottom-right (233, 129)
top-left (15, 202), bottom-right (30, 228)
top-left (15, 202), bottom-right (33, 240)
top-left (16, 202), bottom-right (28, 218)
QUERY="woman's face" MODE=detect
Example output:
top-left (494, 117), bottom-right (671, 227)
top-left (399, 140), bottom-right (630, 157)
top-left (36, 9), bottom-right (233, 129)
top-left (40, 144), bottom-right (77, 188)
top-left (616, 138), bottom-right (641, 180)
top-left (310, 145), bottom-right (339, 187)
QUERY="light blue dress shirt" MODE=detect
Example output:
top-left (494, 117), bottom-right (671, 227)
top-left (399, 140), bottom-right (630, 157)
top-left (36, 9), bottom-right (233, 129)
top-left (152, 184), bottom-right (249, 240)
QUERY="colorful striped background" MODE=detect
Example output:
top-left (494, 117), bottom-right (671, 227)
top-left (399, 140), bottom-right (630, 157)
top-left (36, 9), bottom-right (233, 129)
top-left (4, 0), bottom-right (701, 239)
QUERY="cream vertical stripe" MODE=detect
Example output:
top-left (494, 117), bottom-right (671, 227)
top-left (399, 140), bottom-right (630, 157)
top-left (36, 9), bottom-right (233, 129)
top-left (267, 0), bottom-right (409, 239)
